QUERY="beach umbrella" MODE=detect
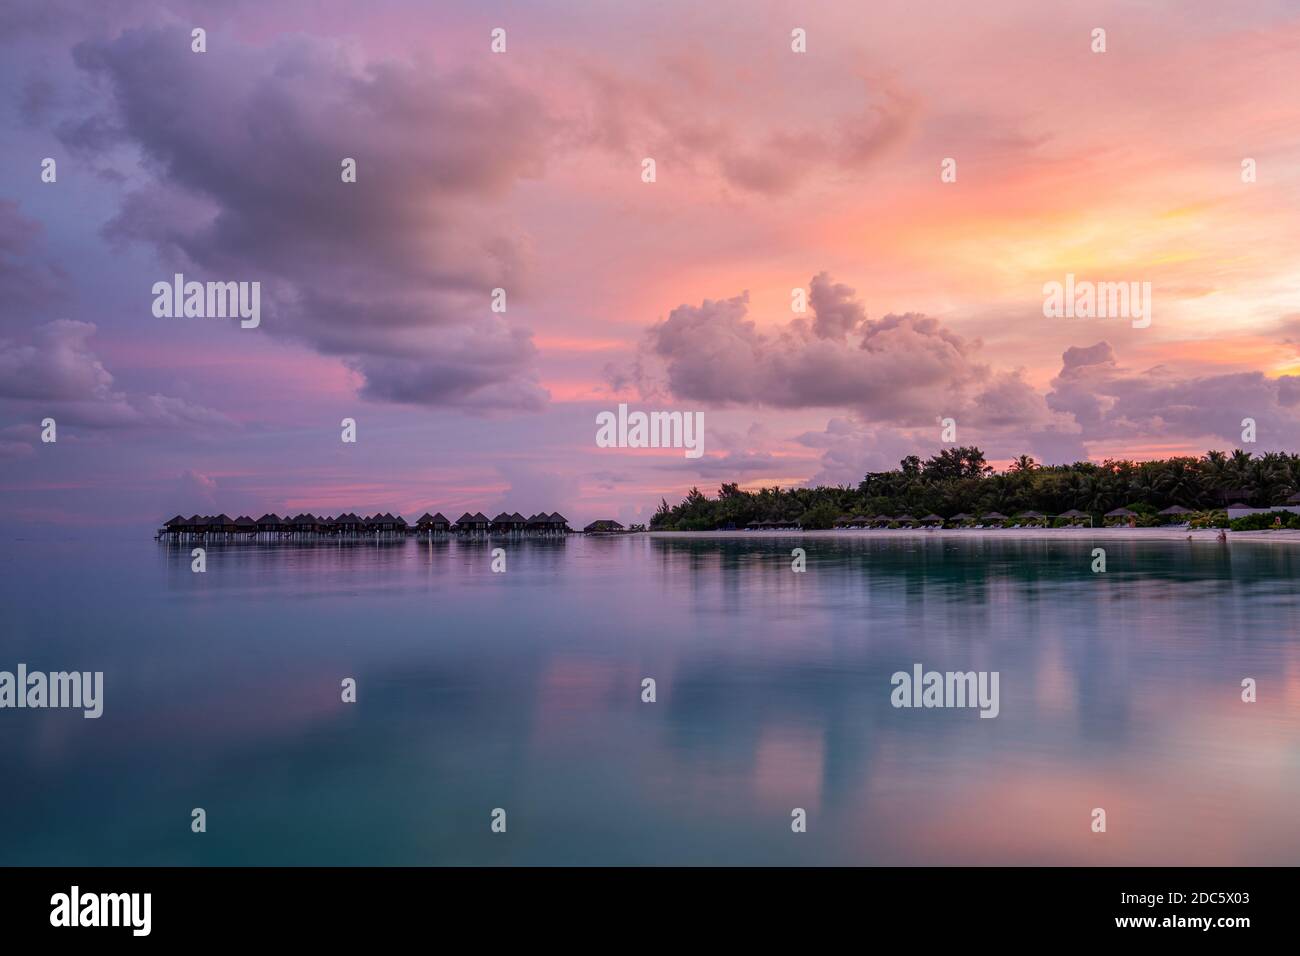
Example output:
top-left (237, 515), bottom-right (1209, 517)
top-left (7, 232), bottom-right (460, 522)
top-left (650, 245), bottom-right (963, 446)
top-left (921, 514), bottom-right (944, 523)
top-left (1157, 505), bottom-right (1192, 515)
top-left (949, 513), bottom-right (971, 520)
top-left (982, 511), bottom-right (1008, 520)
top-left (1058, 509), bottom-right (1087, 518)
top-left (1104, 508), bottom-right (1137, 517)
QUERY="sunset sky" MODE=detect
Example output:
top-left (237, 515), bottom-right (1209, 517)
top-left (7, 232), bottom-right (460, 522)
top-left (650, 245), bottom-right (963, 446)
top-left (3, 0), bottom-right (1300, 530)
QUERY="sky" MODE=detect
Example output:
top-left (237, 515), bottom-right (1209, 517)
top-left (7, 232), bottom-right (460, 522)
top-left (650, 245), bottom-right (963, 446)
top-left (3, 0), bottom-right (1300, 531)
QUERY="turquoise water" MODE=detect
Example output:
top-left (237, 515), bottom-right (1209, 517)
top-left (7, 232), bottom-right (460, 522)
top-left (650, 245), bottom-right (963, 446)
top-left (1, 532), bottom-right (1298, 865)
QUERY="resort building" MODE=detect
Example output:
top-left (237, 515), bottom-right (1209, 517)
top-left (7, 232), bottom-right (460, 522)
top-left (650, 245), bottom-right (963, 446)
top-left (158, 507), bottom-right (574, 540)
top-left (415, 513), bottom-right (451, 534)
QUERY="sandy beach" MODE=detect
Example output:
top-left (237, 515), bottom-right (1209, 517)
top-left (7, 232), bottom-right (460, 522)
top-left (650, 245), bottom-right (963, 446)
top-left (648, 527), bottom-right (1300, 543)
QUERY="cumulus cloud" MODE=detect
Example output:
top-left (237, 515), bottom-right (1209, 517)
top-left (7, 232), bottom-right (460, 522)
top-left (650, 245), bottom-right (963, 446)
top-left (0, 320), bottom-right (234, 432)
top-left (629, 273), bottom-right (1107, 470)
top-left (795, 418), bottom-right (933, 485)
top-left (1047, 341), bottom-right (1300, 449)
top-left (0, 319), bottom-right (114, 402)
top-left (642, 273), bottom-right (987, 424)
top-left (64, 26), bottom-right (551, 412)
top-left (0, 201), bottom-right (68, 320)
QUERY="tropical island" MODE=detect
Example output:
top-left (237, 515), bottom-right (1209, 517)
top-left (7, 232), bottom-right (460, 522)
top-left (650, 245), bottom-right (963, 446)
top-left (650, 448), bottom-right (1300, 532)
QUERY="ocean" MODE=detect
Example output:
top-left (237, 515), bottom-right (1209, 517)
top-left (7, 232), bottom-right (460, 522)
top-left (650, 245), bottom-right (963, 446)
top-left (1, 531), bottom-right (1297, 865)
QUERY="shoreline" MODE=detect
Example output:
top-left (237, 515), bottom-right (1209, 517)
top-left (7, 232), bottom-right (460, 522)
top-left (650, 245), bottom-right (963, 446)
top-left (647, 527), bottom-right (1300, 543)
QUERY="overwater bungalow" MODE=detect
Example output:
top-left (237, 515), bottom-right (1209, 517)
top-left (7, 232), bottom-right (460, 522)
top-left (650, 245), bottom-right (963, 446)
top-left (416, 512), bottom-right (451, 535)
top-left (256, 513), bottom-right (284, 535)
top-left (334, 513), bottom-right (362, 535)
top-left (584, 519), bottom-right (625, 534)
top-left (159, 506), bottom-right (571, 541)
top-left (454, 512), bottom-right (491, 534)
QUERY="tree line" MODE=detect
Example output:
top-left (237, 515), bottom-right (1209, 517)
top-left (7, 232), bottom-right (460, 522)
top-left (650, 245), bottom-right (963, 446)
top-left (650, 448), bottom-right (1296, 531)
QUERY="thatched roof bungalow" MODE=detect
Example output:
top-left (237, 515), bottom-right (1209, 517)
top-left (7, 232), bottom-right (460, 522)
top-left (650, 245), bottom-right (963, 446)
top-left (416, 512), bottom-right (451, 532)
top-left (454, 512), bottom-right (490, 533)
top-left (256, 513), bottom-right (283, 533)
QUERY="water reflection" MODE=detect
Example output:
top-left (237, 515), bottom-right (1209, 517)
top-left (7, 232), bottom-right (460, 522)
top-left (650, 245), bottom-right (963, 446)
top-left (0, 533), bottom-right (1296, 864)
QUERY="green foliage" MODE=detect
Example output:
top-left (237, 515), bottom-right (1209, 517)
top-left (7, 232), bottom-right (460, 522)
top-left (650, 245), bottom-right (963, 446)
top-left (798, 501), bottom-right (842, 530)
top-left (648, 449), bottom-right (1300, 531)
top-left (1229, 510), bottom-right (1300, 531)
top-left (1189, 510), bottom-right (1229, 529)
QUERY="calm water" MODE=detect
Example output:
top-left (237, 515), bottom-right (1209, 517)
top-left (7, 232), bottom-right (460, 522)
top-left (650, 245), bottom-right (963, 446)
top-left (1, 531), bottom-right (1298, 865)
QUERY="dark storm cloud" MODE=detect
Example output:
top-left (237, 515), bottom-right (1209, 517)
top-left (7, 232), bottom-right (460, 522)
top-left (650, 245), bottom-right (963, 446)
top-left (64, 26), bottom-right (551, 412)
